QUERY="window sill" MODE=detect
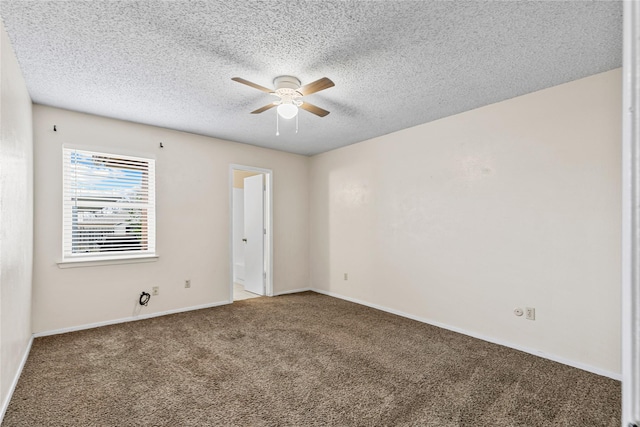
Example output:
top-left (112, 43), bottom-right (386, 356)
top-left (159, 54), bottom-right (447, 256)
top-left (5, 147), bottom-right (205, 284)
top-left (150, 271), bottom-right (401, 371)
top-left (57, 255), bottom-right (159, 269)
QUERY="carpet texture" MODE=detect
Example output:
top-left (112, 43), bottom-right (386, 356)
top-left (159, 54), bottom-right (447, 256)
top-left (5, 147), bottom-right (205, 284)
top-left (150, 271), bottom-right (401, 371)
top-left (3, 292), bottom-right (620, 426)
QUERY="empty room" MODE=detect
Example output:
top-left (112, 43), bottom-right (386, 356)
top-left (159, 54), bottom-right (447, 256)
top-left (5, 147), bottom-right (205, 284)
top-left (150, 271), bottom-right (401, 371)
top-left (1, 1), bottom-right (638, 426)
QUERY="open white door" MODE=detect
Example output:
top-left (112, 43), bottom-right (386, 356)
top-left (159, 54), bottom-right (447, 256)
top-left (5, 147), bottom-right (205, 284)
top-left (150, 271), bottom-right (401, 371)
top-left (243, 174), bottom-right (265, 296)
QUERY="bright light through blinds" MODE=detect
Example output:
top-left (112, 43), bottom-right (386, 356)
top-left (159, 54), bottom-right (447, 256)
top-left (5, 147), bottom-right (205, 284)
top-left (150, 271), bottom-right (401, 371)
top-left (62, 148), bottom-right (156, 260)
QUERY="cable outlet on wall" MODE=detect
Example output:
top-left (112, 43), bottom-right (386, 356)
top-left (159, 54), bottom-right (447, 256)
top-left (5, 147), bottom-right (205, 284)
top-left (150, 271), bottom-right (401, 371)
top-left (525, 307), bottom-right (535, 320)
top-left (185, 279), bottom-right (191, 288)
top-left (152, 286), bottom-right (159, 296)
top-left (344, 273), bottom-right (348, 280)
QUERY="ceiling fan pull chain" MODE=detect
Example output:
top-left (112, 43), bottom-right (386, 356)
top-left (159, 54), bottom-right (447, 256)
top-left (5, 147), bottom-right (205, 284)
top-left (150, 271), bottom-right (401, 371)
top-left (296, 114), bottom-right (299, 134)
top-left (276, 113), bottom-right (280, 136)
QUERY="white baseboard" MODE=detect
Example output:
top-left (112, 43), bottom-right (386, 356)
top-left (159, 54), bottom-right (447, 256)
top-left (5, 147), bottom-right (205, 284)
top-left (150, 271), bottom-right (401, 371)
top-left (33, 300), bottom-right (230, 338)
top-left (311, 288), bottom-right (621, 381)
top-left (1, 335), bottom-right (33, 423)
top-left (272, 287), bottom-right (311, 296)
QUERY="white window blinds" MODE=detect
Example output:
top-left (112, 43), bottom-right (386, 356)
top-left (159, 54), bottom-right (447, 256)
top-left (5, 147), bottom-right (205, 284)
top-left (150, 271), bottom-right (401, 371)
top-left (62, 148), bottom-right (156, 260)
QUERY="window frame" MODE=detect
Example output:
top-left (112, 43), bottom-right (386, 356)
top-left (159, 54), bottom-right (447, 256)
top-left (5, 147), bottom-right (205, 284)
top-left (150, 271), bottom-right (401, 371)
top-left (59, 146), bottom-right (157, 266)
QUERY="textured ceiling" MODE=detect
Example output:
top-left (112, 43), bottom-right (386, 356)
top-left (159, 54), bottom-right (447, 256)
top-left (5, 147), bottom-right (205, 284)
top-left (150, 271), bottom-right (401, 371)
top-left (0, 1), bottom-right (623, 156)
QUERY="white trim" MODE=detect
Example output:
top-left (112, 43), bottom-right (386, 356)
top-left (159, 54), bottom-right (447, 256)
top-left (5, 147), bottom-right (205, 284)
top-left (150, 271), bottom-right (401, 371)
top-left (311, 288), bottom-right (621, 381)
top-left (273, 287), bottom-right (312, 296)
top-left (0, 336), bottom-right (33, 423)
top-left (623, 0), bottom-right (640, 424)
top-left (57, 255), bottom-right (159, 268)
top-left (33, 300), bottom-right (229, 338)
top-left (229, 164), bottom-right (274, 301)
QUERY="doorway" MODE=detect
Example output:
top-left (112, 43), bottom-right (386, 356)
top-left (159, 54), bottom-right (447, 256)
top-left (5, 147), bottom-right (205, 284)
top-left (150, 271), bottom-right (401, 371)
top-left (230, 165), bottom-right (273, 301)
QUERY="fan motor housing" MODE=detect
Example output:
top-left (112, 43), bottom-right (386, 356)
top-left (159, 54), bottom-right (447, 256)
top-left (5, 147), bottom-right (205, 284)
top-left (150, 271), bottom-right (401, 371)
top-left (273, 76), bottom-right (301, 90)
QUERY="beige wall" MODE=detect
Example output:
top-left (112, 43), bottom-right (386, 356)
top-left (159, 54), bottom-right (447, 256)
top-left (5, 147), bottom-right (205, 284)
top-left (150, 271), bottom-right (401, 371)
top-left (0, 21), bottom-right (33, 412)
top-left (310, 69), bottom-right (622, 375)
top-left (32, 106), bottom-right (309, 333)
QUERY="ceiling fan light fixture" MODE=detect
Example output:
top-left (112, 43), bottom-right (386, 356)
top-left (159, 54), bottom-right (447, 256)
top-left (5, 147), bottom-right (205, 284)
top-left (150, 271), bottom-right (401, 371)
top-left (232, 76), bottom-right (334, 121)
top-left (277, 103), bottom-right (298, 119)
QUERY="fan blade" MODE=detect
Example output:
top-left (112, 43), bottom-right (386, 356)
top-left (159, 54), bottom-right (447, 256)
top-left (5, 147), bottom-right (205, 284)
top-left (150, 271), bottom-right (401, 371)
top-left (232, 77), bottom-right (274, 93)
top-left (251, 103), bottom-right (277, 114)
top-left (297, 77), bottom-right (335, 96)
top-left (300, 102), bottom-right (330, 117)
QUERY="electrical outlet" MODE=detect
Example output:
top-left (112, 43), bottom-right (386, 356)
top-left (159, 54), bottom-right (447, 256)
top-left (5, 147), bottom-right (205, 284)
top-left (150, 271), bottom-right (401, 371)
top-left (525, 307), bottom-right (535, 320)
top-left (152, 286), bottom-right (159, 296)
top-left (185, 279), bottom-right (191, 288)
top-left (344, 273), bottom-right (348, 280)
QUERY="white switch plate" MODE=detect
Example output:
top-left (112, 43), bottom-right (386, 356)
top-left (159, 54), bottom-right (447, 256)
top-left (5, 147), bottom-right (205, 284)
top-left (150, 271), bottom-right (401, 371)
top-left (152, 286), bottom-right (159, 296)
top-left (525, 307), bottom-right (535, 320)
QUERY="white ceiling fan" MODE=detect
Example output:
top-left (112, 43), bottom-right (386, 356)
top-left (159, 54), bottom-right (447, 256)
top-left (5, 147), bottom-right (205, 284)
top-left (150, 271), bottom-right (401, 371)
top-left (232, 75), bottom-right (335, 119)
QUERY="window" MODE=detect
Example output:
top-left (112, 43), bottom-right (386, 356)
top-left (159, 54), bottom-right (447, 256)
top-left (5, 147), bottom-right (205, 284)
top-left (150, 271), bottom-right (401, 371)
top-left (62, 148), bottom-right (156, 261)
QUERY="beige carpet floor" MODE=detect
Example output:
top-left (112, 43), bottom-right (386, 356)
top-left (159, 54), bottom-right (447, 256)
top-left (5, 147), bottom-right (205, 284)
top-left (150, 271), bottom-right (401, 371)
top-left (2, 292), bottom-right (620, 426)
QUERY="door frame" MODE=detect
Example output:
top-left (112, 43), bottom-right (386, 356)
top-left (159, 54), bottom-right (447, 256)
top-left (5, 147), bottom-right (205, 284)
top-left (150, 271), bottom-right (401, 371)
top-left (229, 164), bottom-right (273, 301)
top-left (623, 1), bottom-right (640, 425)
